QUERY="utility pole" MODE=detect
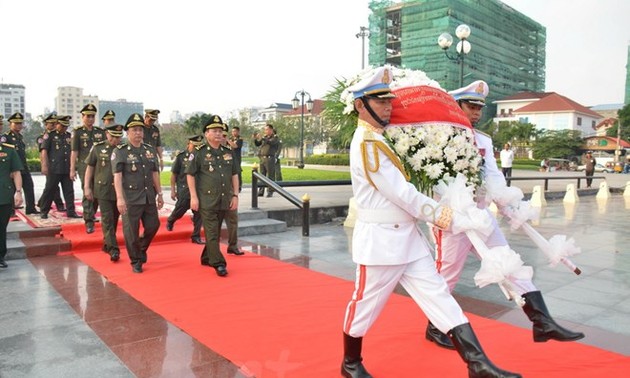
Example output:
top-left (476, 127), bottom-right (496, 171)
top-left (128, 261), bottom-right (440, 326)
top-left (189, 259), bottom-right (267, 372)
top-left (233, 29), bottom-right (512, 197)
top-left (356, 26), bottom-right (370, 69)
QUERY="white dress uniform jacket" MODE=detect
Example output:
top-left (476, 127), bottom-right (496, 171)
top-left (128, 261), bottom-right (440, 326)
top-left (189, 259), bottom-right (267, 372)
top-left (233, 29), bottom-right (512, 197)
top-left (350, 121), bottom-right (446, 265)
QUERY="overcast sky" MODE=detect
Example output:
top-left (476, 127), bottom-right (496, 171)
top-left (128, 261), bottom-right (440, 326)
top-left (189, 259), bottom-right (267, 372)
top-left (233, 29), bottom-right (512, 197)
top-left (2, 0), bottom-right (628, 122)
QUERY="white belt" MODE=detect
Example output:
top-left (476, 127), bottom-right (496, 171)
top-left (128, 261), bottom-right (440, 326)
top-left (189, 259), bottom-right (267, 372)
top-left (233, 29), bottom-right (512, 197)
top-left (357, 207), bottom-right (414, 224)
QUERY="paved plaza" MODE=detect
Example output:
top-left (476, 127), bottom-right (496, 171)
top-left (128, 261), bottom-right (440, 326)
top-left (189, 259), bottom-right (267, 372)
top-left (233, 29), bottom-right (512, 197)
top-left (1, 169), bottom-right (629, 376)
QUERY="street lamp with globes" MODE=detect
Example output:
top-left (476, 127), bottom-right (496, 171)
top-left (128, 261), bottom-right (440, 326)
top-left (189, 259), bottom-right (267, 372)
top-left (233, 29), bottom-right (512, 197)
top-left (437, 24), bottom-right (472, 87)
top-left (291, 90), bottom-right (314, 169)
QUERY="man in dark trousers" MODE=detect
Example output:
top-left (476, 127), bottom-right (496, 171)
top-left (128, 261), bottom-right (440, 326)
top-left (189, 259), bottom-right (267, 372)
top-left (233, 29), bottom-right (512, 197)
top-left (143, 109), bottom-right (164, 171)
top-left (0, 141), bottom-right (23, 268)
top-left (39, 116), bottom-right (81, 219)
top-left (253, 123), bottom-right (279, 197)
top-left (84, 124), bottom-right (124, 262)
top-left (227, 126), bottom-right (243, 192)
top-left (166, 135), bottom-right (205, 245)
top-left (2, 112), bottom-right (37, 214)
top-left (187, 115), bottom-right (240, 277)
top-left (71, 104), bottom-right (106, 234)
top-left (583, 151), bottom-right (596, 188)
top-left (112, 113), bottom-right (163, 274)
top-left (37, 113), bottom-right (65, 212)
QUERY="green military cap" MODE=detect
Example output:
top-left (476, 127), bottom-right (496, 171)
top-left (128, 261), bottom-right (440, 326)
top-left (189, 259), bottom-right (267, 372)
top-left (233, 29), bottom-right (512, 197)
top-left (43, 113), bottom-right (57, 124)
top-left (56, 115), bottom-right (72, 126)
top-left (125, 113), bottom-right (144, 130)
top-left (101, 109), bottom-right (116, 121)
top-left (80, 103), bottom-right (97, 115)
top-left (204, 115), bottom-right (224, 130)
top-left (188, 135), bottom-right (204, 146)
top-left (106, 124), bottom-right (124, 137)
top-left (145, 109), bottom-right (160, 120)
top-left (8, 112), bottom-right (24, 123)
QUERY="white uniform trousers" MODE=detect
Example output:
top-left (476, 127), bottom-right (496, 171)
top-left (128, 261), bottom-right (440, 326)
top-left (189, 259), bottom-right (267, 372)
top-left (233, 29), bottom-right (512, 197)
top-left (434, 210), bottom-right (537, 295)
top-left (343, 254), bottom-right (469, 337)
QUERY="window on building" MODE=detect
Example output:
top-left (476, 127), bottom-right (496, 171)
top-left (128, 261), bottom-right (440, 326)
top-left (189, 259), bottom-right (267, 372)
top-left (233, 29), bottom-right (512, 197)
top-left (501, 109), bottom-right (505, 116)
top-left (592, 120), bottom-right (596, 128)
top-left (577, 117), bottom-right (582, 126)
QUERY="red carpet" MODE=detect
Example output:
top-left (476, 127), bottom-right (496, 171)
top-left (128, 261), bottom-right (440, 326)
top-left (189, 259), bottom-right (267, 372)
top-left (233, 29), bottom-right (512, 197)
top-left (17, 201), bottom-right (175, 228)
top-left (70, 225), bottom-right (630, 377)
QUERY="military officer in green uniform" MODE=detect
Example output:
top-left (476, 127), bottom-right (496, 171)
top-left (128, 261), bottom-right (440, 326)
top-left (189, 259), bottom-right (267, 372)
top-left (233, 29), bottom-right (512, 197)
top-left (84, 124), bottom-right (124, 262)
top-left (37, 113), bottom-right (65, 212)
top-left (166, 135), bottom-right (204, 244)
top-left (253, 123), bottom-right (280, 197)
top-left (40, 116), bottom-right (81, 219)
top-left (187, 115), bottom-right (240, 277)
top-left (71, 103), bottom-right (106, 233)
top-left (220, 123), bottom-right (243, 255)
top-left (0, 141), bottom-right (23, 268)
top-left (112, 113), bottom-right (164, 274)
top-left (101, 110), bottom-right (116, 126)
top-left (2, 112), bottom-right (38, 214)
top-left (143, 109), bottom-right (164, 171)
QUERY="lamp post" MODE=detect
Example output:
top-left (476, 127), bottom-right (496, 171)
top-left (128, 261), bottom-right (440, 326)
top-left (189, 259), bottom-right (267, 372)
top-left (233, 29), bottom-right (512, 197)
top-left (356, 26), bottom-right (370, 69)
top-left (437, 24), bottom-right (472, 87)
top-left (291, 90), bottom-right (314, 169)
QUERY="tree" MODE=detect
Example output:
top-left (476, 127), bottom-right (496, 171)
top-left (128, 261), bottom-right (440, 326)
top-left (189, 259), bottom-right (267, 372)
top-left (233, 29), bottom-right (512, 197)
top-left (160, 123), bottom-right (188, 154)
top-left (605, 103), bottom-right (630, 141)
top-left (531, 129), bottom-right (583, 160)
top-left (184, 113), bottom-right (215, 135)
top-left (321, 78), bottom-right (358, 149)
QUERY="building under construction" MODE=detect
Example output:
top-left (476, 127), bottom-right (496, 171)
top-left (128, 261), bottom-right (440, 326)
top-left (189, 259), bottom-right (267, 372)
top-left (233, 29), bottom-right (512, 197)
top-left (367, 0), bottom-right (546, 122)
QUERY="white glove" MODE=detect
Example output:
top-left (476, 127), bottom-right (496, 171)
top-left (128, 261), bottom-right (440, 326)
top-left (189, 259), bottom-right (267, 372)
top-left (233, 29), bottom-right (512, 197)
top-left (450, 206), bottom-right (494, 237)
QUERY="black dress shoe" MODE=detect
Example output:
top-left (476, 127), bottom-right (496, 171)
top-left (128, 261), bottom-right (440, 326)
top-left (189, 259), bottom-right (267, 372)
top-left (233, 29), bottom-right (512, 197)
top-left (67, 212), bottom-right (82, 218)
top-left (86, 224), bottom-right (95, 234)
top-left (26, 210), bottom-right (41, 215)
top-left (227, 248), bottom-right (244, 255)
top-left (40, 213), bottom-right (48, 219)
top-left (166, 221), bottom-right (174, 231)
top-left (191, 237), bottom-right (205, 244)
top-left (425, 321), bottom-right (455, 349)
top-left (214, 265), bottom-right (228, 277)
top-left (0, 260), bottom-right (7, 268)
top-left (110, 250), bottom-right (120, 262)
top-left (257, 191), bottom-right (264, 197)
top-left (132, 262), bottom-right (143, 273)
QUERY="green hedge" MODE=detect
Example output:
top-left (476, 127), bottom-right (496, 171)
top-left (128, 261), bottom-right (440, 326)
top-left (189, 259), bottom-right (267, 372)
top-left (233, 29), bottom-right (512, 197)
top-left (27, 159), bottom-right (41, 172)
top-left (304, 154), bottom-right (349, 166)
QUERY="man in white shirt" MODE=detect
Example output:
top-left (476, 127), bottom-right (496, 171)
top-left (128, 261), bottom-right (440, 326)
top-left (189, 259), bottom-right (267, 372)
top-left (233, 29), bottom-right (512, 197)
top-left (500, 143), bottom-right (514, 179)
top-left (427, 80), bottom-right (584, 351)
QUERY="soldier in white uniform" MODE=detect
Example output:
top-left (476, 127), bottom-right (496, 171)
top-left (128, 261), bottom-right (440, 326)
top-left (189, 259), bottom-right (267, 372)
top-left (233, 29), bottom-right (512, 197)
top-left (340, 68), bottom-right (520, 378)
top-left (427, 80), bottom-right (584, 350)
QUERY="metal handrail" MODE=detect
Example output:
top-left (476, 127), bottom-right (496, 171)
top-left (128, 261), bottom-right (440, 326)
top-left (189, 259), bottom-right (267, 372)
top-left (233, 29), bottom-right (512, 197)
top-left (506, 175), bottom-right (605, 190)
top-left (251, 168), bottom-right (312, 236)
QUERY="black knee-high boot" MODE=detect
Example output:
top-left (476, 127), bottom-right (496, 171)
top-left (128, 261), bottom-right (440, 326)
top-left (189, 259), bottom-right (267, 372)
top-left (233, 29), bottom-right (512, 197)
top-left (341, 333), bottom-right (372, 378)
top-left (449, 323), bottom-right (521, 378)
top-left (522, 291), bottom-right (585, 342)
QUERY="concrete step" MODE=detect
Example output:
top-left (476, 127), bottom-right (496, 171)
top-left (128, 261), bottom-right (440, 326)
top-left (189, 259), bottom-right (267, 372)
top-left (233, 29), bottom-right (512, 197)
top-left (5, 223), bottom-right (70, 260)
top-left (221, 217), bottom-right (287, 237)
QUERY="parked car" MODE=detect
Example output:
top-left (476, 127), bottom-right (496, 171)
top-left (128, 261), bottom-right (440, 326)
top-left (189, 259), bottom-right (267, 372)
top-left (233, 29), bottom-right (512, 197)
top-left (576, 163), bottom-right (614, 173)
